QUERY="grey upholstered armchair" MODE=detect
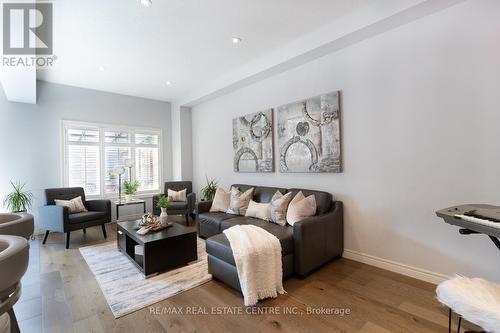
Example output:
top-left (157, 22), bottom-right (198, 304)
top-left (153, 181), bottom-right (196, 226)
top-left (0, 235), bottom-right (29, 333)
top-left (38, 187), bottom-right (111, 249)
top-left (0, 213), bottom-right (34, 240)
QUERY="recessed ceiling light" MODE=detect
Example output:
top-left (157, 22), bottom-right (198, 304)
top-left (98, 66), bottom-right (105, 72)
top-left (138, 0), bottom-right (152, 7)
top-left (232, 37), bottom-right (242, 44)
top-left (166, 81), bottom-right (172, 86)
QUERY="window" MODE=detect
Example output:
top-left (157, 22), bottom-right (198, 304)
top-left (62, 121), bottom-right (162, 197)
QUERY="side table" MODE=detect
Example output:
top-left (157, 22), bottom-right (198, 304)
top-left (114, 199), bottom-right (147, 221)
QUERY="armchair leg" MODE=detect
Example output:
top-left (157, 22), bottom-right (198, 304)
top-left (8, 308), bottom-right (20, 333)
top-left (83, 228), bottom-right (86, 235)
top-left (101, 224), bottom-right (107, 239)
top-left (185, 214), bottom-right (189, 226)
top-left (42, 230), bottom-right (50, 244)
top-left (65, 232), bottom-right (70, 249)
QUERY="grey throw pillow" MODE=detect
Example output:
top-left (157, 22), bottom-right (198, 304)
top-left (54, 196), bottom-right (87, 214)
top-left (227, 187), bottom-right (254, 215)
top-left (270, 191), bottom-right (293, 226)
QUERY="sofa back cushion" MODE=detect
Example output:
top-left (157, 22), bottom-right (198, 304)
top-left (45, 187), bottom-right (86, 206)
top-left (287, 188), bottom-right (332, 215)
top-left (231, 184), bottom-right (287, 204)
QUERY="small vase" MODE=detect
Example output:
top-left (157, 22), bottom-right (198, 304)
top-left (125, 194), bottom-right (132, 202)
top-left (160, 208), bottom-right (168, 225)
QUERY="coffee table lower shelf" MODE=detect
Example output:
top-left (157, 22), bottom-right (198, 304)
top-left (117, 220), bottom-right (198, 278)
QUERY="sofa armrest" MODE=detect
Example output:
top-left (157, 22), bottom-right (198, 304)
top-left (37, 205), bottom-right (68, 232)
top-left (196, 200), bottom-right (212, 215)
top-left (86, 200), bottom-right (111, 221)
top-left (195, 200), bottom-right (212, 236)
top-left (187, 192), bottom-right (196, 215)
top-left (293, 201), bottom-right (343, 277)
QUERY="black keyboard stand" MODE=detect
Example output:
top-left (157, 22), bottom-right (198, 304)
top-left (489, 236), bottom-right (500, 252)
top-left (459, 228), bottom-right (500, 252)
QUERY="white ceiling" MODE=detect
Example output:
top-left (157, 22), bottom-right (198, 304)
top-left (37, 0), bottom-right (375, 102)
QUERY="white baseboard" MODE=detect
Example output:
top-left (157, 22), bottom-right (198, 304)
top-left (343, 249), bottom-right (449, 285)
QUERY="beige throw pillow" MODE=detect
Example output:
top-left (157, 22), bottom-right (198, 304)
top-left (287, 191), bottom-right (317, 226)
top-left (245, 200), bottom-right (271, 221)
top-left (168, 188), bottom-right (187, 202)
top-left (210, 187), bottom-right (231, 212)
top-left (270, 191), bottom-right (293, 226)
top-left (55, 196), bottom-right (87, 214)
top-left (227, 187), bottom-right (254, 215)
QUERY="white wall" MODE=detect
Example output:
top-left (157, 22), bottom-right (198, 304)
top-left (191, 0), bottom-right (500, 281)
top-left (0, 81), bottom-right (172, 223)
top-left (171, 105), bottom-right (193, 181)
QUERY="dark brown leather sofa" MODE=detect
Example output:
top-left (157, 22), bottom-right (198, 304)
top-left (196, 184), bottom-right (343, 292)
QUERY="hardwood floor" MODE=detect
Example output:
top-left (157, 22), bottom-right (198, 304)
top-left (14, 219), bottom-right (480, 333)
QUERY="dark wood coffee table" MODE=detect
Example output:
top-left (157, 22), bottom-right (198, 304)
top-left (117, 220), bottom-right (197, 277)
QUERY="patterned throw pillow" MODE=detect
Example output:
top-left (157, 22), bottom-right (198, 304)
top-left (210, 187), bottom-right (232, 213)
top-left (269, 191), bottom-right (293, 226)
top-left (245, 200), bottom-right (271, 221)
top-left (54, 196), bottom-right (87, 214)
top-left (227, 187), bottom-right (254, 215)
top-left (287, 191), bottom-right (317, 226)
top-left (168, 188), bottom-right (187, 202)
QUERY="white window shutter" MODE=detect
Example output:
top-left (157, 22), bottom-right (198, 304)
top-left (67, 145), bottom-right (101, 195)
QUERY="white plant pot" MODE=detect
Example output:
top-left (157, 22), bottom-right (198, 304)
top-left (160, 208), bottom-right (168, 225)
top-left (125, 194), bottom-right (133, 202)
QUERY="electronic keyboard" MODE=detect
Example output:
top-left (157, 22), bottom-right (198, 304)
top-left (436, 204), bottom-right (500, 249)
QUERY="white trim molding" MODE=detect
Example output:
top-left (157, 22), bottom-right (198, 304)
top-left (343, 249), bottom-right (449, 285)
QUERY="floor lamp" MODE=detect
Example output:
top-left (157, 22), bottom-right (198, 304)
top-left (110, 167), bottom-right (126, 203)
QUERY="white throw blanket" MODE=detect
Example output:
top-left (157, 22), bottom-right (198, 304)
top-left (223, 225), bottom-right (285, 306)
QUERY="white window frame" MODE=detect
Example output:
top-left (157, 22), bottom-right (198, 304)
top-left (61, 120), bottom-right (163, 199)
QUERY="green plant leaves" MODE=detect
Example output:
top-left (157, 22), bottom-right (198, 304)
top-left (156, 194), bottom-right (171, 209)
top-left (124, 180), bottom-right (141, 195)
top-left (201, 176), bottom-right (218, 201)
top-left (4, 181), bottom-right (34, 212)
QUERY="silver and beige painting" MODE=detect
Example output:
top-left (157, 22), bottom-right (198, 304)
top-left (233, 109), bottom-right (274, 172)
top-left (277, 91), bottom-right (342, 173)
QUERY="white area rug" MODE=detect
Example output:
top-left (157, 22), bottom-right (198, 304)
top-left (79, 238), bottom-right (211, 318)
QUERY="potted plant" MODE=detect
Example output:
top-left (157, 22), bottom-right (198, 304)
top-left (4, 181), bottom-right (34, 213)
top-left (156, 194), bottom-right (171, 224)
top-left (201, 176), bottom-right (218, 201)
top-left (123, 180), bottom-right (140, 202)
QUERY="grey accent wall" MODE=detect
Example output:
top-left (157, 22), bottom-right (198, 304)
top-left (0, 81), bottom-right (172, 226)
top-left (191, 0), bottom-right (500, 281)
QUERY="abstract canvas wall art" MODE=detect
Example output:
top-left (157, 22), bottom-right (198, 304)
top-left (233, 109), bottom-right (274, 172)
top-left (277, 91), bottom-right (342, 173)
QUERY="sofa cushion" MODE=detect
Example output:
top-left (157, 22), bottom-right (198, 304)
top-left (221, 216), bottom-right (269, 230)
top-left (68, 211), bottom-right (106, 224)
top-left (244, 200), bottom-right (271, 221)
top-left (288, 188), bottom-right (332, 215)
top-left (198, 212), bottom-right (234, 238)
top-left (231, 184), bottom-right (287, 204)
top-left (168, 202), bottom-right (188, 211)
top-left (219, 216), bottom-right (294, 256)
top-left (168, 189), bottom-right (187, 202)
top-left (287, 191), bottom-right (317, 226)
top-left (210, 187), bottom-right (231, 213)
top-left (227, 187), bottom-right (254, 215)
top-left (206, 224), bottom-right (294, 266)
